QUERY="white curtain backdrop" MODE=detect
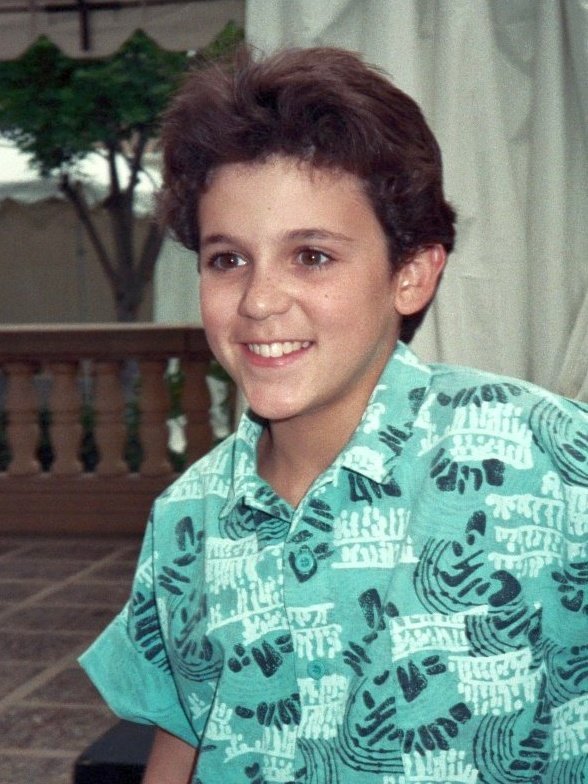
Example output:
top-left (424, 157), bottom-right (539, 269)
top-left (245, 0), bottom-right (588, 401)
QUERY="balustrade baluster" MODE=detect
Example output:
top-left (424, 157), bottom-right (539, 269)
top-left (0, 325), bottom-right (214, 533)
top-left (47, 361), bottom-right (83, 475)
top-left (182, 360), bottom-right (213, 464)
top-left (93, 360), bottom-right (127, 476)
top-left (4, 361), bottom-right (40, 476)
top-left (138, 360), bottom-right (173, 476)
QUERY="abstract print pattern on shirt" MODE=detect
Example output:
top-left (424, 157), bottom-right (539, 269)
top-left (80, 342), bottom-right (588, 784)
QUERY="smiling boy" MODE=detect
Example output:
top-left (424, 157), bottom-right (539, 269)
top-left (198, 158), bottom-right (444, 508)
top-left (80, 47), bottom-right (588, 784)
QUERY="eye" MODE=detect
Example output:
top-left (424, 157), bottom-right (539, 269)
top-left (208, 252), bottom-right (246, 271)
top-left (296, 249), bottom-right (331, 268)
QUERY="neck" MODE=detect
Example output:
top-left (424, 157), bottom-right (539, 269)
top-left (256, 394), bottom-right (369, 508)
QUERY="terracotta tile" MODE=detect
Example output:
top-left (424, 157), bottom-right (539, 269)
top-left (0, 559), bottom-right (89, 580)
top-left (0, 536), bottom-right (54, 545)
top-left (0, 630), bottom-right (90, 663)
top-left (0, 753), bottom-right (75, 784)
top-left (0, 537), bottom-right (138, 782)
top-left (20, 541), bottom-right (121, 561)
top-left (41, 581), bottom-right (130, 606)
top-left (88, 560), bottom-right (136, 582)
top-left (0, 539), bottom-right (54, 562)
top-left (0, 543), bottom-right (27, 558)
top-left (27, 667), bottom-right (104, 706)
top-left (5, 605), bottom-right (117, 634)
top-left (112, 541), bottom-right (143, 562)
top-left (0, 662), bottom-right (44, 699)
top-left (0, 703), bottom-right (115, 751)
top-left (0, 580), bottom-right (50, 601)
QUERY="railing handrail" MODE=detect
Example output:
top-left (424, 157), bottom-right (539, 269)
top-left (0, 323), bottom-right (211, 362)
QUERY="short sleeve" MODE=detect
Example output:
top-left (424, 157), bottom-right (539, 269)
top-left (78, 512), bottom-right (199, 747)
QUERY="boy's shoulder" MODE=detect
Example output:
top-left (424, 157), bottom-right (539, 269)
top-left (389, 343), bottom-right (586, 419)
top-left (426, 359), bottom-right (587, 416)
top-left (421, 359), bottom-right (588, 486)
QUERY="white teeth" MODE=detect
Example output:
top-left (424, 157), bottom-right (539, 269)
top-left (248, 341), bottom-right (311, 358)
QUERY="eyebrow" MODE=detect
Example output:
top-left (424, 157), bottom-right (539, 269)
top-left (200, 233), bottom-right (236, 248)
top-left (200, 228), bottom-right (355, 248)
top-left (285, 228), bottom-right (354, 243)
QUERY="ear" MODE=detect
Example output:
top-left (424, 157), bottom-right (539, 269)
top-left (393, 245), bottom-right (446, 315)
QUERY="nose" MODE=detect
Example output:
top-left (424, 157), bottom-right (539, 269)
top-left (237, 264), bottom-right (291, 320)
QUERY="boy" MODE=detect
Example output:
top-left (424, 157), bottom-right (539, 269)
top-left (80, 47), bottom-right (588, 784)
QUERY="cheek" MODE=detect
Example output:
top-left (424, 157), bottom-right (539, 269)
top-left (199, 304), bottom-right (229, 358)
top-left (199, 284), bottom-right (226, 327)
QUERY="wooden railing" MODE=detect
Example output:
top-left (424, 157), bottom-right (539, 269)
top-left (0, 324), bottom-right (213, 534)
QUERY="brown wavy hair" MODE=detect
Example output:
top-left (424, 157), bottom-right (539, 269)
top-left (158, 46), bottom-right (456, 342)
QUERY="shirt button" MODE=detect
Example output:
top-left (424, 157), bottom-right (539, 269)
top-left (307, 660), bottom-right (328, 680)
top-left (294, 550), bottom-right (314, 574)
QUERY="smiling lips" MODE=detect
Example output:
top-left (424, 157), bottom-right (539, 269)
top-left (247, 340), bottom-right (312, 358)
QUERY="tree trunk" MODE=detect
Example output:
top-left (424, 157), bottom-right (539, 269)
top-left (60, 176), bottom-right (164, 323)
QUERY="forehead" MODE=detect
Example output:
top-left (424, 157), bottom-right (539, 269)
top-left (198, 155), bottom-right (381, 237)
top-left (204, 155), bottom-right (360, 194)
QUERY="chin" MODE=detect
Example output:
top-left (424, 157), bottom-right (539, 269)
top-left (246, 396), bottom-right (304, 423)
top-left (248, 406), bottom-right (298, 423)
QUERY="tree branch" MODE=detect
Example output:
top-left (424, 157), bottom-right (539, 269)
top-left (106, 143), bottom-right (121, 198)
top-left (137, 220), bottom-right (165, 286)
top-left (127, 127), bottom-right (150, 197)
top-left (59, 174), bottom-right (118, 288)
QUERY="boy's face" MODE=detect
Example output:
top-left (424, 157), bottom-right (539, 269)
top-left (198, 155), bottom-right (405, 427)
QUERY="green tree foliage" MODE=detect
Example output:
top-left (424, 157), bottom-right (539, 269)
top-left (0, 23), bottom-right (243, 321)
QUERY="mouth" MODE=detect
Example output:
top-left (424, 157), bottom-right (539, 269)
top-left (246, 340), bottom-right (312, 358)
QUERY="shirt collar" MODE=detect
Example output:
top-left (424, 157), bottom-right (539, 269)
top-left (220, 411), bottom-right (265, 518)
top-left (335, 341), bottom-right (431, 482)
top-left (221, 341), bottom-right (431, 516)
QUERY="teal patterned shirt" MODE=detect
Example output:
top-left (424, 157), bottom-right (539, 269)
top-left (80, 342), bottom-right (588, 784)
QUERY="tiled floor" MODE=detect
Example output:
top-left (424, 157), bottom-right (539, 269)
top-left (0, 534), bottom-right (142, 783)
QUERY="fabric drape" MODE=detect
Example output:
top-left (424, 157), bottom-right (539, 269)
top-left (245, 0), bottom-right (588, 400)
